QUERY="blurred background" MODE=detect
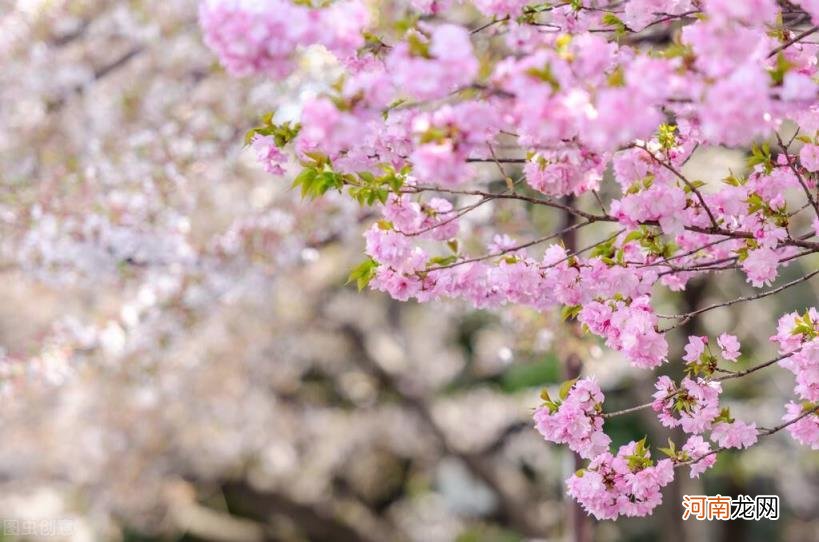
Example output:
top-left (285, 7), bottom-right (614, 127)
top-left (0, 1), bottom-right (816, 541)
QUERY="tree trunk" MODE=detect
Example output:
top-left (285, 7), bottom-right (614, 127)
top-left (562, 198), bottom-right (593, 542)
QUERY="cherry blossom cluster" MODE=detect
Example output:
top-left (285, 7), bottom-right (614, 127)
top-left (566, 440), bottom-right (675, 520)
top-left (199, 0), bottom-right (368, 78)
top-left (202, 0), bottom-right (819, 520)
top-left (534, 378), bottom-right (610, 459)
top-left (772, 308), bottom-right (819, 448)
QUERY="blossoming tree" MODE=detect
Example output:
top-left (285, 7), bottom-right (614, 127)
top-left (201, 0), bottom-right (819, 523)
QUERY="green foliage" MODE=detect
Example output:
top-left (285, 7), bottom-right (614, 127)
top-left (628, 226), bottom-right (677, 259)
top-left (626, 436), bottom-right (653, 470)
top-left (625, 174), bottom-right (654, 195)
top-left (561, 304), bottom-right (582, 321)
top-left (658, 437), bottom-right (692, 462)
top-left (602, 13), bottom-right (628, 36)
top-left (747, 142), bottom-right (774, 174)
top-left (407, 31), bottom-right (432, 58)
top-left (673, 391), bottom-right (695, 414)
top-left (292, 159), bottom-right (408, 205)
top-left (525, 64), bottom-right (561, 91)
top-left (347, 257), bottom-right (379, 291)
top-left (536, 377), bottom-right (584, 415)
top-left (292, 164), bottom-right (345, 199)
top-left (792, 310), bottom-right (818, 339)
top-left (539, 387), bottom-right (560, 414)
top-left (559, 378), bottom-right (578, 400)
top-left (658, 123), bottom-right (678, 150)
top-left (607, 65), bottom-right (626, 87)
top-left (244, 112), bottom-right (300, 147)
top-left (723, 172), bottom-right (746, 186)
top-left (746, 186), bottom-right (789, 226)
top-left (427, 255), bottom-right (458, 267)
top-left (685, 349), bottom-right (718, 378)
top-left (656, 42), bottom-right (694, 61)
top-left (681, 179), bottom-right (706, 194)
top-left (348, 164), bottom-right (408, 206)
top-left (591, 237), bottom-right (616, 260)
top-left (768, 52), bottom-right (792, 86)
top-left (713, 407), bottom-right (734, 425)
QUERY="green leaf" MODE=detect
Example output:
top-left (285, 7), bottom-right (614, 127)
top-left (561, 304), bottom-right (582, 321)
top-left (559, 378), bottom-right (578, 401)
top-left (346, 257), bottom-right (379, 291)
top-left (714, 407), bottom-right (733, 424)
top-left (768, 52), bottom-right (792, 86)
top-left (623, 229), bottom-right (644, 244)
top-left (428, 255), bottom-right (458, 267)
top-left (723, 173), bottom-right (745, 187)
top-left (357, 171), bottom-right (376, 184)
top-left (658, 438), bottom-right (677, 458)
top-left (658, 123), bottom-right (678, 150)
top-left (292, 167), bottom-right (318, 197)
top-left (607, 65), bottom-right (626, 87)
top-left (747, 143), bottom-right (773, 174)
top-left (682, 179), bottom-right (706, 194)
top-left (526, 64), bottom-right (561, 91)
top-left (602, 13), bottom-right (628, 41)
top-left (590, 238), bottom-right (616, 259)
top-left (407, 31), bottom-right (432, 58)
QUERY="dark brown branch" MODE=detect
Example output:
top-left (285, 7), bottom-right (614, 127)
top-left (634, 144), bottom-right (719, 229)
top-left (714, 348), bottom-right (800, 382)
top-left (768, 24), bottom-right (819, 58)
top-left (658, 268), bottom-right (819, 329)
top-left (675, 406), bottom-right (819, 469)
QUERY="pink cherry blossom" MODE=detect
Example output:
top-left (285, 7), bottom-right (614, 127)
top-left (200, 0), bottom-right (819, 521)
top-left (741, 247), bottom-right (780, 287)
top-left (566, 442), bottom-right (675, 520)
top-left (783, 72), bottom-right (818, 101)
top-left (682, 435), bottom-right (717, 478)
top-left (199, 0), bottom-right (311, 78)
top-left (703, 0), bottom-right (779, 25)
top-left (387, 25), bottom-right (478, 101)
top-left (800, 144), bottom-right (819, 172)
top-left (699, 65), bottom-right (772, 146)
top-left (779, 340), bottom-right (819, 403)
top-left (783, 402), bottom-right (819, 449)
top-left (251, 135), bottom-right (287, 176)
top-left (710, 420), bottom-right (759, 449)
top-left (652, 376), bottom-right (722, 434)
top-left (623, 0), bottom-right (693, 31)
top-left (472, 0), bottom-right (530, 17)
top-left (717, 333), bottom-right (741, 361)
top-left (533, 378), bottom-right (611, 459)
top-left (683, 336), bottom-right (708, 363)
